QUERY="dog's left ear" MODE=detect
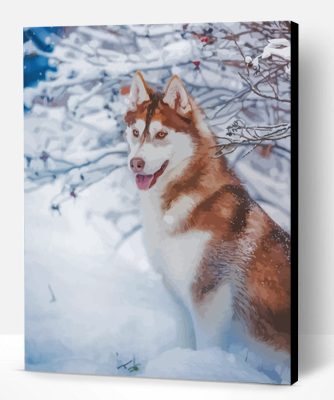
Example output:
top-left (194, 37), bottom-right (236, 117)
top-left (128, 71), bottom-right (151, 110)
top-left (162, 76), bottom-right (192, 117)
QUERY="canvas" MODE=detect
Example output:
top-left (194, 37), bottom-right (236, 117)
top-left (24, 21), bottom-right (298, 384)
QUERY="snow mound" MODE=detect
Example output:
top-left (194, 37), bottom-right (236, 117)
top-left (144, 347), bottom-right (273, 383)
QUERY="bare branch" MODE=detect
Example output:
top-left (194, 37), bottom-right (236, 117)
top-left (215, 120), bottom-right (290, 157)
top-left (238, 73), bottom-right (290, 103)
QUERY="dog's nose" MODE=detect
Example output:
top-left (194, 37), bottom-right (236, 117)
top-left (130, 157), bottom-right (145, 173)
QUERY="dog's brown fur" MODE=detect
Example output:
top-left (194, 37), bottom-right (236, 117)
top-left (124, 73), bottom-right (291, 352)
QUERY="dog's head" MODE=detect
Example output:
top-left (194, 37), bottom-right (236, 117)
top-left (124, 72), bottom-right (204, 191)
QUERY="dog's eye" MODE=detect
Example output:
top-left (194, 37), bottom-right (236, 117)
top-left (156, 131), bottom-right (168, 140)
top-left (132, 128), bottom-right (139, 138)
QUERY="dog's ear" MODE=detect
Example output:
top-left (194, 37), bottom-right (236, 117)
top-left (128, 71), bottom-right (151, 110)
top-left (162, 76), bottom-right (192, 116)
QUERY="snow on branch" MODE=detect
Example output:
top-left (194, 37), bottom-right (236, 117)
top-left (215, 120), bottom-right (290, 157)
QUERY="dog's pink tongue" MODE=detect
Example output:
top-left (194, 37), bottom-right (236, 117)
top-left (136, 174), bottom-right (154, 190)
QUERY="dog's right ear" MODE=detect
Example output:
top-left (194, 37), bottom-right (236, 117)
top-left (162, 75), bottom-right (192, 117)
top-left (128, 71), bottom-right (151, 110)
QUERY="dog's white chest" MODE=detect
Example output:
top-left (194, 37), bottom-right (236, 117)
top-left (140, 192), bottom-right (211, 305)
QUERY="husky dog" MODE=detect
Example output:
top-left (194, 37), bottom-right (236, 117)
top-left (124, 71), bottom-right (290, 353)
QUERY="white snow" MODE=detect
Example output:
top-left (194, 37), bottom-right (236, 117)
top-left (162, 40), bottom-right (197, 64)
top-left (25, 180), bottom-right (191, 376)
top-left (262, 39), bottom-right (291, 61)
top-left (144, 347), bottom-right (273, 383)
top-left (25, 173), bottom-right (290, 384)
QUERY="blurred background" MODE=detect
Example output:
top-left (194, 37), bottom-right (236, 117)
top-left (24, 22), bottom-right (291, 242)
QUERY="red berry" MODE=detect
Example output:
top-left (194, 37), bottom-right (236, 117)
top-left (120, 85), bottom-right (131, 95)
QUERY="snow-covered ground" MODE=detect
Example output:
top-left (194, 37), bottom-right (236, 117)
top-left (25, 169), bottom-right (289, 384)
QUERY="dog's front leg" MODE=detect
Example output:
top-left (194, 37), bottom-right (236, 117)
top-left (191, 282), bottom-right (234, 350)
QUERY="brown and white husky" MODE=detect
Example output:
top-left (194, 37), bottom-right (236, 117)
top-left (124, 71), bottom-right (291, 355)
